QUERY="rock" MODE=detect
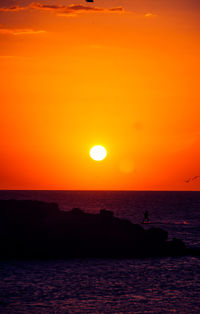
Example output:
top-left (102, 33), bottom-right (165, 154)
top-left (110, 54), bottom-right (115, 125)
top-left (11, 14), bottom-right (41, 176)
top-left (0, 200), bottom-right (194, 259)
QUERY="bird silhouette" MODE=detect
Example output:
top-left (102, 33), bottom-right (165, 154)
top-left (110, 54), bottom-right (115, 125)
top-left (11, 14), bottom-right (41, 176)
top-left (192, 176), bottom-right (200, 181)
top-left (185, 176), bottom-right (200, 183)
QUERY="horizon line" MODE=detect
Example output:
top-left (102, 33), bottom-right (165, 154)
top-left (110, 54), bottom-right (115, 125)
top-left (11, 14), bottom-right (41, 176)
top-left (0, 189), bottom-right (200, 192)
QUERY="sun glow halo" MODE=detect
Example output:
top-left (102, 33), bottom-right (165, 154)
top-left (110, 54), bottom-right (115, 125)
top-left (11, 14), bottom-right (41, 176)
top-left (90, 145), bottom-right (107, 161)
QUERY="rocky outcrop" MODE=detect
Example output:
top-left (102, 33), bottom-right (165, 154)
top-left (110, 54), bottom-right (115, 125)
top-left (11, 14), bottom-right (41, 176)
top-left (0, 200), bottom-right (198, 259)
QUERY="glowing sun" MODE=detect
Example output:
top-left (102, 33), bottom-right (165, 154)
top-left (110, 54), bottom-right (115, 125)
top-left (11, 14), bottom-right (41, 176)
top-left (90, 145), bottom-right (107, 161)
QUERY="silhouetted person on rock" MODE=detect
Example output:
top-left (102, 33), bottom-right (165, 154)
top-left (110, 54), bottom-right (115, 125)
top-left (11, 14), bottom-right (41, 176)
top-left (143, 210), bottom-right (150, 223)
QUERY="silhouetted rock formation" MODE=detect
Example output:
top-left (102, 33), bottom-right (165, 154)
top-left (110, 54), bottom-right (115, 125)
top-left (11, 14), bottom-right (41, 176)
top-left (0, 200), bottom-right (198, 259)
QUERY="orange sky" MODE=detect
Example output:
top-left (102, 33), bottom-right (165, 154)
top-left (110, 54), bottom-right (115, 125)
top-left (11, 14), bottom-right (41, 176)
top-left (0, 0), bottom-right (200, 190)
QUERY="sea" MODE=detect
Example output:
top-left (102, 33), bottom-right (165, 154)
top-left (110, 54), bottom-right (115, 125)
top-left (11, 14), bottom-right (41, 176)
top-left (0, 190), bottom-right (200, 313)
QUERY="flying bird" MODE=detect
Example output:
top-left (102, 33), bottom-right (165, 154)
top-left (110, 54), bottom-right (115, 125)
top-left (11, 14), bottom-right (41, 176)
top-left (185, 178), bottom-right (191, 183)
top-left (185, 176), bottom-right (200, 183)
top-left (86, 0), bottom-right (94, 2)
top-left (192, 176), bottom-right (200, 181)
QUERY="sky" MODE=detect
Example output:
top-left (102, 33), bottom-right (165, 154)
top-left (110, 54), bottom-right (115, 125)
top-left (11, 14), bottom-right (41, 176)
top-left (0, 0), bottom-right (200, 190)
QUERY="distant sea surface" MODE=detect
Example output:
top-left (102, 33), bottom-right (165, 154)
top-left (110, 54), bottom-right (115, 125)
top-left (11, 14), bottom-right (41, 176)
top-left (0, 190), bottom-right (200, 313)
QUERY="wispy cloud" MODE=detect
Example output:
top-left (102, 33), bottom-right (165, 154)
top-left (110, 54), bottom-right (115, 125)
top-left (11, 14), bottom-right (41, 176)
top-left (0, 55), bottom-right (15, 58)
top-left (145, 13), bottom-right (157, 18)
top-left (0, 5), bottom-right (26, 12)
top-left (0, 2), bottom-right (125, 16)
top-left (0, 28), bottom-right (46, 35)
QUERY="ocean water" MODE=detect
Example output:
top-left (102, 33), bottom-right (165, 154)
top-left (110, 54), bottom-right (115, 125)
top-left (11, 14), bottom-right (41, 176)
top-left (0, 190), bottom-right (200, 313)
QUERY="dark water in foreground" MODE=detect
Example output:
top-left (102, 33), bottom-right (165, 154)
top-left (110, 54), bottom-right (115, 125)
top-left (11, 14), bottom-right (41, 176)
top-left (0, 258), bottom-right (200, 313)
top-left (0, 191), bottom-right (200, 313)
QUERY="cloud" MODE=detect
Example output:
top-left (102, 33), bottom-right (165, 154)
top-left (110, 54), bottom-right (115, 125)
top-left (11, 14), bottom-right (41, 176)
top-left (0, 5), bottom-right (26, 12)
top-left (31, 3), bottom-right (101, 12)
top-left (30, 3), bottom-right (124, 15)
top-left (145, 13), bottom-right (157, 18)
top-left (0, 28), bottom-right (46, 35)
top-left (0, 2), bottom-right (125, 16)
top-left (0, 55), bottom-right (15, 58)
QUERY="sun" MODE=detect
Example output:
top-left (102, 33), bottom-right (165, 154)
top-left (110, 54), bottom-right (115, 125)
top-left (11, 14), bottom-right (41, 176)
top-left (90, 145), bottom-right (107, 161)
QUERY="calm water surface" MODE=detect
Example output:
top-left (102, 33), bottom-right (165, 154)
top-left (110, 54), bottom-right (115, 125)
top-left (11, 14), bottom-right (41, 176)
top-left (0, 258), bottom-right (200, 313)
top-left (0, 191), bottom-right (200, 313)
